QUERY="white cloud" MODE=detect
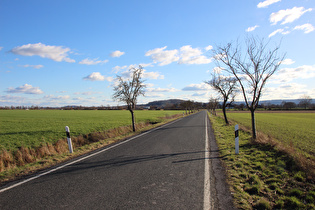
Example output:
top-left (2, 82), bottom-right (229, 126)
top-left (281, 58), bottom-right (295, 65)
top-left (270, 7), bottom-right (313, 25)
top-left (213, 67), bottom-right (224, 74)
top-left (263, 83), bottom-right (311, 100)
top-left (0, 46), bottom-right (3, 51)
top-left (145, 45), bottom-right (212, 66)
top-left (294, 23), bottom-right (315, 33)
top-left (6, 84), bottom-right (44, 94)
top-left (192, 92), bottom-right (206, 97)
top-left (0, 95), bottom-right (31, 106)
top-left (79, 58), bottom-right (108, 65)
top-left (268, 29), bottom-right (283, 38)
top-left (21, 64), bottom-right (44, 69)
top-left (0, 95), bottom-right (25, 101)
top-left (83, 72), bottom-right (113, 81)
top-left (74, 91), bottom-right (101, 95)
top-left (120, 69), bottom-right (164, 80)
top-left (268, 28), bottom-right (283, 37)
top-left (64, 96), bottom-right (109, 107)
top-left (179, 45), bottom-right (212, 64)
top-left (268, 28), bottom-right (291, 37)
top-left (112, 65), bottom-right (128, 73)
top-left (10, 43), bottom-right (75, 63)
top-left (116, 63), bottom-right (153, 73)
top-left (176, 92), bottom-right (213, 103)
top-left (72, 97), bottom-right (84, 101)
top-left (44, 95), bottom-right (70, 100)
top-left (271, 65), bottom-right (315, 83)
top-left (139, 63), bottom-right (154, 68)
top-left (145, 83), bottom-right (155, 88)
top-left (267, 23), bottom-right (313, 38)
top-left (110, 50), bottom-right (125, 57)
top-left (182, 83), bottom-right (212, 91)
top-left (143, 71), bottom-right (164, 80)
top-left (246, 25), bottom-right (259, 32)
top-left (213, 53), bottom-right (226, 61)
top-left (145, 46), bottom-right (179, 66)
top-left (205, 45), bottom-right (213, 51)
top-left (257, 0), bottom-right (281, 8)
top-left (145, 93), bottom-right (166, 98)
top-left (147, 87), bottom-right (178, 92)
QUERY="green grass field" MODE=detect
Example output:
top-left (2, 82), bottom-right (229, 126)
top-left (0, 110), bottom-right (183, 151)
top-left (225, 112), bottom-right (315, 158)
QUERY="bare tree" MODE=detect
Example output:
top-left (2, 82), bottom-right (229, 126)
top-left (299, 95), bottom-right (312, 109)
top-left (214, 36), bottom-right (285, 139)
top-left (180, 100), bottom-right (194, 114)
top-left (180, 101), bottom-right (189, 115)
top-left (282, 102), bottom-right (296, 110)
top-left (113, 66), bottom-right (146, 132)
top-left (205, 71), bottom-right (238, 125)
top-left (208, 96), bottom-right (219, 116)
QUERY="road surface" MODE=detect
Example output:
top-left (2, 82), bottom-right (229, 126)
top-left (0, 111), bottom-right (234, 209)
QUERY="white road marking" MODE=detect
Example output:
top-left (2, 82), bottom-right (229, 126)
top-left (0, 117), bottom-right (183, 193)
top-left (204, 113), bottom-right (211, 210)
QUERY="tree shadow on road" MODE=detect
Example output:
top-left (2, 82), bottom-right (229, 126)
top-left (43, 148), bottom-right (232, 178)
top-left (47, 151), bottom-right (207, 176)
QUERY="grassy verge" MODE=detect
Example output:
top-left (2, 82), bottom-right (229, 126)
top-left (209, 112), bottom-right (315, 209)
top-left (226, 112), bottom-right (315, 160)
top-left (0, 112), bottom-right (184, 185)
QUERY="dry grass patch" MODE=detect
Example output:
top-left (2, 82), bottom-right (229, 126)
top-left (230, 118), bottom-right (315, 179)
top-left (0, 150), bottom-right (14, 172)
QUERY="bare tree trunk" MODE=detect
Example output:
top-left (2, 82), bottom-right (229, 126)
top-left (130, 109), bottom-right (136, 132)
top-left (222, 100), bottom-right (229, 125)
top-left (250, 109), bottom-right (257, 139)
top-left (222, 106), bottom-right (229, 125)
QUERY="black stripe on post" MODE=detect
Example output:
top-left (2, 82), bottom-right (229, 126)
top-left (66, 131), bottom-right (71, 138)
top-left (235, 130), bottom-right (239, 138)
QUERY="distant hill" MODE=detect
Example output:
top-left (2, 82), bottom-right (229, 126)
top-left (146, 99), bottom-right (185, 107)
top-left (235, 99), bottom-right (314, 105)
top-left (142, 98), bottom-right (314, 109)
top-left (260, 99), bottom-right (314, 105)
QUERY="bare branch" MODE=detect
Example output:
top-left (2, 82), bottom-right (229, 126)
top-left (205, 71), bottom-right (238, 124)
top-left (213, 36), bottom-right (285, 138)
top-left (112, 65), bottom-right (146, 131)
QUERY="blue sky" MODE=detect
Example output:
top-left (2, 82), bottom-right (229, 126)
top-left (1, 0), bottom-right (314, 107)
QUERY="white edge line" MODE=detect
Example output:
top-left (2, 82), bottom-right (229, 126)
top-left (204, 113), bottom-right (211, 210)
top-left (0, 117), bottom-right (183, 193)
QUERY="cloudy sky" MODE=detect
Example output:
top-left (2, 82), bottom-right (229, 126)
top-left (1, 0), bottom-right (314, 107)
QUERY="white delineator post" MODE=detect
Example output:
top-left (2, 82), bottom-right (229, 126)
top-left (235, 124), bottom-right (239, 154)
top-left (65, 126), bottom-right (73, 153)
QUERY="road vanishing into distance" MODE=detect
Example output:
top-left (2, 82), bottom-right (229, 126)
top-left (0, 111), bottom-right (234, 210)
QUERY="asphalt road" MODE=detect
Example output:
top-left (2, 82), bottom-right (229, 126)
top-left (0, 111), bottom-right (234, 210)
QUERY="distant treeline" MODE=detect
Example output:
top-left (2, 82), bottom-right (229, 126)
top-left (1, 99), bottom-right (314, 110)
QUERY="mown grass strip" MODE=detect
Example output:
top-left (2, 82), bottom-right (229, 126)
top-left (226, 112), bottom-right (315, 159)
top-left (209, 112), bottom-right (315, 209)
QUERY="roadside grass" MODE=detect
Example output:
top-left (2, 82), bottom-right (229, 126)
top-left (0, 110), bottom-right (184, 184)
top-left (209, 113), bottom-right (315, 209)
